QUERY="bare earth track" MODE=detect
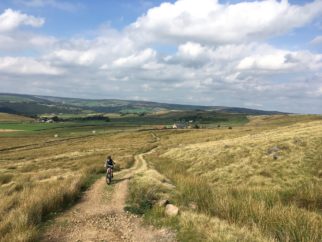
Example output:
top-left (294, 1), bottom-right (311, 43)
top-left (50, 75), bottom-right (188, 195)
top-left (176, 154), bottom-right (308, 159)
top-left (41, 149), bottom-right (175, 242)
top-left (0, 129), bottom-right (22, 132)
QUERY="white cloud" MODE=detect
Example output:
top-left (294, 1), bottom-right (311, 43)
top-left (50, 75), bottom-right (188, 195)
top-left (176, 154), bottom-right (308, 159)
top-left (50, 49), bottom-right (97, 65)
top-left (309, 83), bottom-right (322, 97)
top-left (112, 48), bottom-right (156, 68)
top-left (287, 51), bottom-right (322, 70)
top-left (0, 35), bottom-right (14, 47)
top-left (0, 8), bottom-right (44, 32)
top-left (236, 49), bottom-right (322, 72)
top-left (47, 31), bottom-right (140, 67)
top-left (178, 42), bottom-right (206, 58)
top-left (130, 0), bottom-right (322, 44)
top-left (0, 9), bottom-right (55, 52)
top-left (0, 32), bottom-right (57, 51)
top-left (310, 35), bottom-right (322, 45)
top-left (166, 42), bottom-right (214, 67)
top-left (237, 53), bottom-right (294, 71)
top-left (319, 87), bottom-right (322, 95)
top-left (0, 57), bottom-right (63, 75)
top-left (29, 35), bottom-right (57, 47)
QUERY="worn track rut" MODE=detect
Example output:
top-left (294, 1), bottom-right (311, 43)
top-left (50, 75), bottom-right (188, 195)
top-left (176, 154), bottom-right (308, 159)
top-left (41, 148), bottom-right (175, 242)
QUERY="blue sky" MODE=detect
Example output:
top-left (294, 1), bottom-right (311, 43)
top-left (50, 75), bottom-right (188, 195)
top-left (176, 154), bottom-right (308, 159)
top-left (0, 0), bottom-right (169, 36)
top-left (0, 0), bottom-right (321, 113)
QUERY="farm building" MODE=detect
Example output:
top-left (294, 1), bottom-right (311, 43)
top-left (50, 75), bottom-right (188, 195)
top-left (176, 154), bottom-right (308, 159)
top-left (172, 123), bottom-right (187, 129)
top-left (38, 117), bottom-right (55, 123)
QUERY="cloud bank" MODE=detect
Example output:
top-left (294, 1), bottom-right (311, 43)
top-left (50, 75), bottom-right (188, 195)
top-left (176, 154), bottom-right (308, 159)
top-left (0, 8), bottom-right (44, 32)
top-left (0, 0), bottom-right (322, 113)
top-left (131, 0), bottom-right (322, 44)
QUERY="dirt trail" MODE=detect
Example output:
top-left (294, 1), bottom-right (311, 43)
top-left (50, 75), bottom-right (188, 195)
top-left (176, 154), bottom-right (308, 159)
top-left (0, 129), bottom-right (22, 132)
top-left (41, 148), bottom-right (175, 242)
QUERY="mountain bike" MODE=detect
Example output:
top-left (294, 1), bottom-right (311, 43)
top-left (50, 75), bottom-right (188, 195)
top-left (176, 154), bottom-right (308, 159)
top-left (106, 166), bottom-right (113, 185)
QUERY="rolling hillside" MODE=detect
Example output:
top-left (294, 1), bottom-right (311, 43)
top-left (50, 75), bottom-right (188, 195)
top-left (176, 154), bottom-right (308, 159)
top-left (135, 115), bottom-right (322, 241)
top-left (0, 93), bottom-right (285, 117)
top-left (0, 113), bottom-right (34, 122)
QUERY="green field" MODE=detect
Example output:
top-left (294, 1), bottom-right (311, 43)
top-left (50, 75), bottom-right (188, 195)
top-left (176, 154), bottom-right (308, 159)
top-left (0, 109), bottom-right (249, 134)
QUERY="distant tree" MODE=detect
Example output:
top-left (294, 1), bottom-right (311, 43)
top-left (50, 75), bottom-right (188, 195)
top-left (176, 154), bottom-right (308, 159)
top-left (62, 115), bottom-right (110, 122)
top-left (51, 116), bottom-right (60, 122)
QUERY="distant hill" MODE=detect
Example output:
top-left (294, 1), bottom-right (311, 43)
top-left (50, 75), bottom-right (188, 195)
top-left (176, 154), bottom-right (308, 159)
top-left (0, 93), bottom-right (286, 117)
top-left (0, 112), bottom-right (34, 122)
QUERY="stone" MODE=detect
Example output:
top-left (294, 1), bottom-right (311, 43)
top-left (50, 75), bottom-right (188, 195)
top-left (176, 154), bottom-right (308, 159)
top-left (165, 204), bottom-right (179, 217)
top-left (157, 199), bottom-right (170, 207)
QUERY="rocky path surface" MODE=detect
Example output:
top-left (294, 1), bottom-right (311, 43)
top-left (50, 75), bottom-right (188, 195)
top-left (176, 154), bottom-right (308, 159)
top-left (41, 148), bottom-right (175, 242)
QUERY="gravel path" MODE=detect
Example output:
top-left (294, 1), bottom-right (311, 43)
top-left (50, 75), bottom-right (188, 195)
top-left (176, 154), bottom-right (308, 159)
top-left (41, 149), bottom-right (175, 242)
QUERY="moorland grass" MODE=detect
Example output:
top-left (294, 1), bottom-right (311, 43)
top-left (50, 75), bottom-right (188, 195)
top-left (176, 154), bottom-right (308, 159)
top-left (0, 126), bottom-right (154, 241)
top-left (2, 114), bottom-right (321, 241)
top-left (127, 157), bottom-right (275, 241)
top-left (138, 116), bottom-right (322, 242)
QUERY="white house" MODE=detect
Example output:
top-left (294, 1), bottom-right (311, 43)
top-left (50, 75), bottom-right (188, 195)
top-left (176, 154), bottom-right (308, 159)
top-left (172, 123), bottom-right (187, 129)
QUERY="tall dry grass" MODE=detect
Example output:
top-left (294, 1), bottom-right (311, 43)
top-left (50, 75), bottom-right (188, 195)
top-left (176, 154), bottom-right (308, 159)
top-left (144, 118), bottom-right (322, 241)
top-left (149, 155), bottom-right (322, 242)
top-left (127, 160), bottom-right (274, 241)
top-left (0, 129), bottom-right (153, 241)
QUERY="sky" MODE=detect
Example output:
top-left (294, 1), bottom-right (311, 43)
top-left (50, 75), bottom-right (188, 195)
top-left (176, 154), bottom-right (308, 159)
top-left (0, 0), bottom-right (322, 113)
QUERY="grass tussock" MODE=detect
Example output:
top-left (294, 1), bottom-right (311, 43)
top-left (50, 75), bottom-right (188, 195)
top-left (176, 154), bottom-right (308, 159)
top-left (126, 169), bottom-right (174, 215)
top-left (0, 173), bottom-right (13, 185)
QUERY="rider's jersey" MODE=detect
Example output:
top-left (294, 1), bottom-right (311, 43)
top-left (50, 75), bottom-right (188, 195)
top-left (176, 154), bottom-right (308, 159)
top-left (106, 159), bottom-right (114, 168)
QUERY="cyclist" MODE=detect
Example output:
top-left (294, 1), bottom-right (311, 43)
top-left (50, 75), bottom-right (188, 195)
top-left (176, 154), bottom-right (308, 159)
top-left (105, 155), bottom-right (115, 178)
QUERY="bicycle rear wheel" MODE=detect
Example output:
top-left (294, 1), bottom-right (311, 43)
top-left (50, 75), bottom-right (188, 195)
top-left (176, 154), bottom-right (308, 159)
top-left (106, 169), bottom-right (112, 184)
